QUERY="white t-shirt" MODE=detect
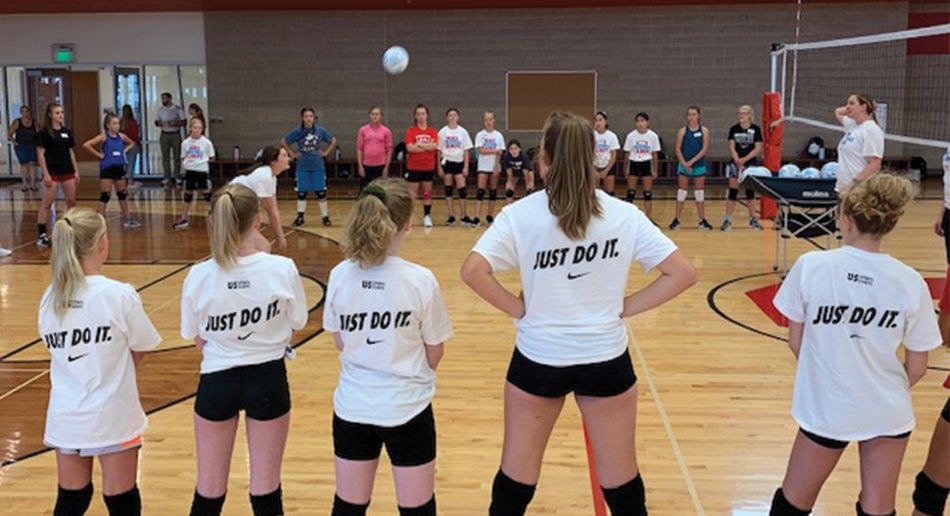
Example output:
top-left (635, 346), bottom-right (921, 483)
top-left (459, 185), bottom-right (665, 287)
top-left (324, 256), bottom-right (453, 426)
top-left (623, 129), bottom-right (662, 162)
top-left (232, 166), bottom-right (277, 198)
top-left (181, 135), bottom-right (215, 172)
top-left (38, 275), bottom-right (161, 449)
top-left (181, 252), bottom-right (309, 374)
top-left (437, 125), bottom-right (473, 164)
top-left (157, 104), bottom-right (185, 133)
top-left (836, 116), bottom-right (884, 191)
top-left (593, 129), bottom-right (620, 169)
top-left (942, 146), bottom-right (950, 209)
top-left (475, 130), bottom-right (505, 172)
top-left (472, 190), bottom-right (677, 367)
top-left (773, 246), bottom-right (940, 441)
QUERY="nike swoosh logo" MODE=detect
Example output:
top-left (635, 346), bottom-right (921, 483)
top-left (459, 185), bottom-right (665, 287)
top-left (567, 271), bottom-right (591, 280)
top-left (237, 332), bottom-right (254, 341)
top-left (366, 338), bottom-right (384, 345)
top-left (67, 353), bottom-right (88, 362)
top-left (849, 334), bottom-right (862, 339)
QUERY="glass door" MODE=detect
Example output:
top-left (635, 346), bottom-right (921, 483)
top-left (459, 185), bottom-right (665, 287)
top-left (115, 67), bottom-right (143, 174)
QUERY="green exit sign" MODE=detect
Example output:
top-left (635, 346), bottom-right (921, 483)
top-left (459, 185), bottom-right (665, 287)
top-left (52, 44), bottom-right (75, 63)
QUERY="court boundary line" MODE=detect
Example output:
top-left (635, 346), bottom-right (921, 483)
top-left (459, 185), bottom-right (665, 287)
top-left (627, 323), bottom-right (704, 515)
top-left (0, 369), bottom-right (49, 403)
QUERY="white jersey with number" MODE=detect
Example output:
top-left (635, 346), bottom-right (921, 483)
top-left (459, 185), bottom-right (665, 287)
top-left (437, 125), bottom-right (473, 164)
top-left (773, 246), bottom-right (940, 441)
top-left (39, 275), bottom-right (161, 449)
top-left (475, 130), bottom-right (505, 172)
top-left (181, 252), bottom-right (308, 374)
top-left (232, 166), bottom-right (276, 198)
top-left (836, 116), bottom-right (884, 191)
top-left (623, 129), bottom-right (661, 162)
top-left (324, 257), bottom-right (453, 426)
top-left (472, 190), bottom-right (678, 367)
top-left (593, 129), bottom-right (620, 169)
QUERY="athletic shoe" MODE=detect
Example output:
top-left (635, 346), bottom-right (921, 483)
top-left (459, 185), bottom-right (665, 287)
top-left (461, 216), bottom-right (474, 227)
top-left (720, 219), bottom-right (732, 231)
top-left (37, 233), bottom-right (51, 249)
top-left (127, 182), bottom-right (142, 193)
top-left (446, 216), bottom-right (457, 226)
top-left (0, 247), bottom-right (12, 257)
top-left (471, 217), bottom-right (481, 227)
top-left (749, 217), bottom-right (764, 230)
top-left (322, 216), bottom-right (332, 227)
top-left (161, 179), bottom-right (170, 187)
top-left (173, 218), bottom-right (189, 230)
top-left (423, 215), bottom-right (433, 228)
top-left (698, 219), bottom-right (713, 231)
top-left (668, 219), bottom-right (681, 231)
top-left (123, 219), bottom-right (142, 229)
top-left (486, 215), bottom-right (494, 225)
top-left (292, 213), bottom-right (305, 227)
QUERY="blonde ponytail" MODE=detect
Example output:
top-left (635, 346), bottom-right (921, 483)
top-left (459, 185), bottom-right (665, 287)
top-left (50, 208), bottom-right (106, 320)
top-left (841, 172), bottom-right (913, 238)
top-left (342, 179), bottom-right (414, 268)
top-left (543, 112), bottom-right (602, 240)
top-left (208, 183), bottom-right (259, 269)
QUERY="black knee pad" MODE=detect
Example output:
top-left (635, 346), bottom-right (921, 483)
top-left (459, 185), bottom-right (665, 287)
top-left (489, 189), bottom-right (498, 201)
top-left (54, 483), bottom-right (94, 516)
top-left (458, 187), bottom-right (467, 199)
top-left (99, 191), bottom-right (112, 203)
top-left (444, 186), bottom-right (454, 197)
top-left (317, 190), bottom-right (327, 199)
top-left (103, 485), bottom-right (141, 516)
top-left (913, 471), bottom-right (948, 516)
top-left (476, 188), bottom-right (486, 201)
top-left (626, 190), bottom-right (637, 202)
top-left (505, 189), bottom-right (514, 199)
top-left (643, 191), bottom-right (653, 201)
top-left (202, 192), bottom-right (212, 203)
top-left (116, 190), bottom-right (128, 201)
top-left (855, 501), bottom-right (895, 516)
top-left (189, 491), bottom-right (226, 516)
top-left (728, 188), bottom-right (739, 201)
top-left (601, 474), bottom-right (646, 516)
top-left (332, 494), bottom-right (369, 516)
top-left (183, 192), bottom-right (194, 203)
top-left (746, 188), bottom-right (756, 200)
top-left (769, 488), bottom-right (811, 515)
top-left (296, 191), bottom-right (307, 201)
top-left (249, 485), bottom-right (282, 516)
top-left (489, 469), bottom-right (536, 516)
top-left (398, 495), bottom-right (436, 516)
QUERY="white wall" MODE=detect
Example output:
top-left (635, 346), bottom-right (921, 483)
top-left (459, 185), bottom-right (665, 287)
top-left (0, 13), bottom-right (205, 66)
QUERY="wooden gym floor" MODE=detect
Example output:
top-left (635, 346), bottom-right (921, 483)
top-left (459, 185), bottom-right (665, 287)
top-left (0, 169), bottom-right (947, 515)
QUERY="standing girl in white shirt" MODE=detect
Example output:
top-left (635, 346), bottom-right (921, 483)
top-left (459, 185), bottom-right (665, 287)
top-left (771, 173), bottom-right (940, 516)
top-left (622, 112), bottom-right (661, 218)
top-left (473, 112), bottom-right (505, 226)
top-left (324, 178), bottom-right (452, 516)
top-left (593, 111), bottom-right (620, 197)
top-left (461, 112), bottom-right (696, 515)
top-left (173, 118), bottom-right (216, 230)
top-left (833, 93), bottom-right (884, 194)
top-left (181, 183), bottom-right (308, 516)
top-left (437, 108), bottom-right (474, 226)
top-left (39, 207), bottom-right (161, 515)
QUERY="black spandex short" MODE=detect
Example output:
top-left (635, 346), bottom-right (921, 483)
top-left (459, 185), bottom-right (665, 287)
top-left (442, 161), bottom-right (464, 175)
top-left (362, 165), bottom-right (384, 184)
top-left (597, 166), bottom-right (616, 177)
top-left (799, 427), bottom-right (911, 450)
top-left (195, 358), bottom-right (290, 422)
top-left (405, 169), bottom-right (435, 183)
top-left (629, 161), bottom-right (652, 178)
top-left (185, 170), bottom-right (210, 191)
top-left (942, 210), bottom-right (950, 265)
top-left (99, 165), bottom-right (126, 181)
top-left (942, 397), bottom-right (950, 423)
top-left (506, 347), bottom-right (637, 398)
top-left (333, 404), bottom-right (436, 467)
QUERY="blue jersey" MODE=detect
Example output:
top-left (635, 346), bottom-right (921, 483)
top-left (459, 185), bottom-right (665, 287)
top-left (681, 125), bottom-right (705, 167)
top-left (284, 125), bottom-right (334, 173)
top-left (100, 132), bottom-right (126, 170)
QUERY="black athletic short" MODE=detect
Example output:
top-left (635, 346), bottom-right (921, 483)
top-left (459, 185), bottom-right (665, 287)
top-left (942, 397), bottom-right (950, 423)
top-left (99, 165), bottom-right (126, 181)
top-left (629, 161), bottom-right (652, 178)
top-left (333, 404), bottom-right (436, 467)
top-left (597, 166), bottom-right (616, 177)
top-left (185, 170), bottom-right (210, 191)
top-left (506, 347), bottom-right (637, 398)
top-left (362, 165), bottom-right (384, 184)
top-left (942, 210), bottom-right (950, 265)
top-left (195, 358), bottom-right (291, 422)
top-left (405, 169), bottom-right (435, 183)
top-left (442, 161), bottom-right (464, 175)
top-left (799, 427), bottom-right (911, 450)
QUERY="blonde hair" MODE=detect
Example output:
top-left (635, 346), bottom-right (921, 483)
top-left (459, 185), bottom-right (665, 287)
top-left (739, 104), bottom-right (754, 116)
top-left (208, 183), bottom-right (259, 269)
top-left (542, 112), bottom-right (602, 240)
top-left (50, 208), bottom-right (107, 320)
top-left (342, 178), bottom-right (414, 268)
top-left (841, 172), bottom-right (912, 238)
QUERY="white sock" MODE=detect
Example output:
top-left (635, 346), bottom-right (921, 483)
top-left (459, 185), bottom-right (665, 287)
top-left (296, 200), bottom-right (306, 214)
top-left (319, 201), bottom-right (328, 217)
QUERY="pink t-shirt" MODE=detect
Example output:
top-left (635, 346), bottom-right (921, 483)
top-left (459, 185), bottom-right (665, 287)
top-left (357, 124), bottom-right (393, 167)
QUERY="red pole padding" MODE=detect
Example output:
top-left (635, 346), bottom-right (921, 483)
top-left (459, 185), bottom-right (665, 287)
top-left (760, 92), bottom-right (783, 219)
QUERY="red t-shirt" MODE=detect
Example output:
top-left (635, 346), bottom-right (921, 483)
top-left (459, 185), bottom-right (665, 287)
top-left (405, 126), bottom-right (438, 171)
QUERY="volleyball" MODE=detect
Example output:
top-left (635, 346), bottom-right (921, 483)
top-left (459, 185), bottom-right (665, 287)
top-left (382, 46), bottom-right (410, 75)
top-left (740, 166), bottom-right (771, 181)
top-left (820, 161), bottom-right (839, 179)
top-left (778, 164), bottom-right (802, 178)
top-left (801, 167), bottom-right (821, 179)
